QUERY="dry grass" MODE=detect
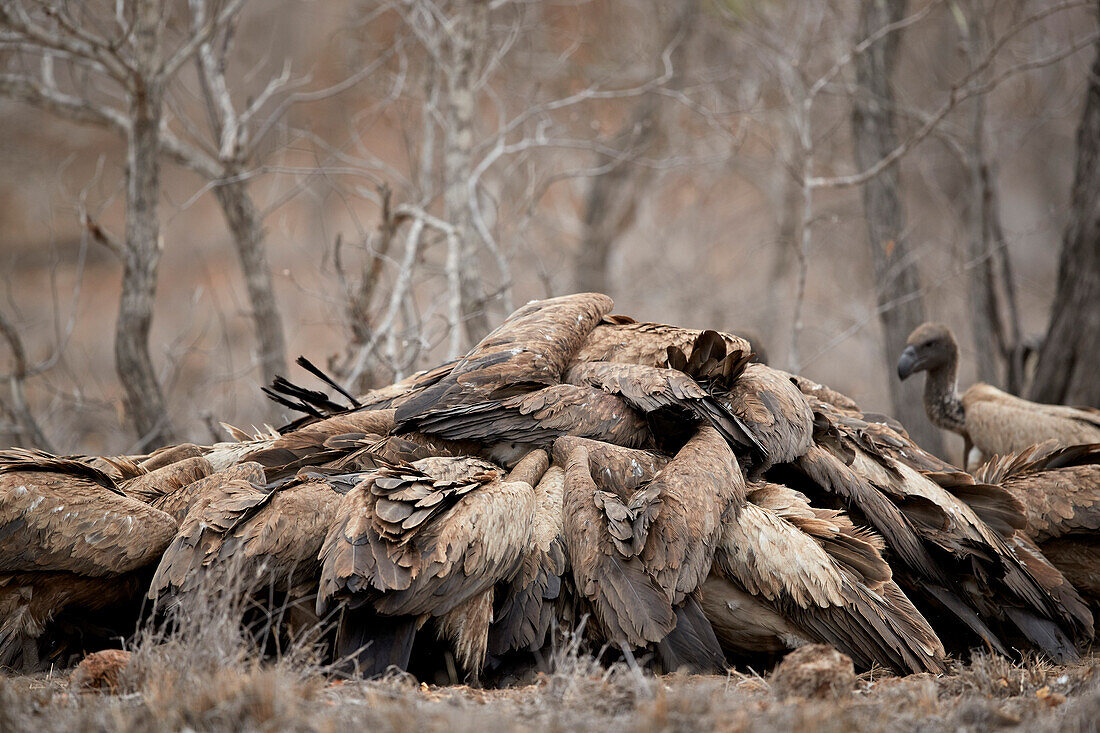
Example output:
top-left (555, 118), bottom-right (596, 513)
top-left (2, 572), bottom-right (1099, 732)
top-left (3, 637), bottom-right (1099, 731)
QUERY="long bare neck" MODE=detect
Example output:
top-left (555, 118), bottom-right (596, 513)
top-left (923, 353), bottom-right (966, 434)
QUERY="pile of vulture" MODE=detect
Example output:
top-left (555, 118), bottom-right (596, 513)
top-left (2, 293), bottom-right (1099, 684)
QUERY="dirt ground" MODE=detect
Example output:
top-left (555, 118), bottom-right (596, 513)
top-left (3, 649), bottom-right (1099, 732)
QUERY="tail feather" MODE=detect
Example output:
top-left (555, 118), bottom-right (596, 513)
top-left (656, 595), bottom-right (726, 674)
top-left (335, 607), bottom-right (418, 678)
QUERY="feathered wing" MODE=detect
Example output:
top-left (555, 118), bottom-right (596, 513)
top-left (974, 443), bottom-right (1100, 543)
top-left (489, 465), bottom-right (567, 655)
top-left (552, 436), bottom-right (669, 495)
top-left (398, 383), bottom-right (651, 450)
top-left (396, 293), bottom-right (614, 420)
top-left (317, 454), bottom-right (540, 676)
top-left (638, 426), bottom-right (746, 607)
top-left (121, 456), bottom-right (213, 505)
top-left (560, 443), bottom-right (676, 646)
top-left (151, 462), bottom-right (267, 523)
top-left (0, 455), bottom-right (177, 576)
top-left (712, 484), bottom-right (944, 674)
top-left (797, 405), bottom-right (1093, 660)
top-left (721, 364), bottom-right (814, 467)
top-left (150, 474), bottom-right (343, 605)
top-left (563, 360), bottom-right (761, 455)
top-left (569, 321), bottom-right (751, 370)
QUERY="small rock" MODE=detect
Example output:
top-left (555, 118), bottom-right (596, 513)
top-left (70, 649), bottom-right (131, 694)
top-left (770, 644), bottom-right (856, 701)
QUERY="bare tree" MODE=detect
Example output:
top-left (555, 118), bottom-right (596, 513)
top-left (1031, 4), bottom-right (1100, 407)
top-left (573, 2), bottom-right (698, 296)
top-left (0, 309), bottom-right (54, 451)
top-left (849, 0), bottom-right (944, 454)
top-left (0, 0), bottom-right (248, 446)
top-left (326, 0), bottom-right (683, 387)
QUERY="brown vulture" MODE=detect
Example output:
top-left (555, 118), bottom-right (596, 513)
top-left (963, 442), bottom-right (1100, 624)
top-left (149, 465), bottom-right (349, 640)
top-left (788, 395), bottom-right (1094, 662)
top-left (897, 323), bottom-right (1100, 466)
top-left (394, 293), bottom-right (614, 421)
top-left (556, 425), bottom-right (743, 673)
top-left (0, 452), bottom-right (177, 669)
top-left (703, 481), bottom-right (945, 674)
top-left (316, 451), bottom-right (547, 680)
top-left (568, 317), bottom-right (752, 370)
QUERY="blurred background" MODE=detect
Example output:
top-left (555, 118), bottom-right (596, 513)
top-left (0, 0), bottom-right (1097, 464)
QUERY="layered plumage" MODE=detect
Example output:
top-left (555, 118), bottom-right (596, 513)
top-left (317, 451), bottom-right (547, 678)
top-left (557, 426), bottom-right (742, 672)
top-left (0, 452), bottom-right (177, 669)
top-left (395, 293), bottom-right (614, 421)
top-left (969, 442), bottom-right (1100, 620)
top-left (707, 481), bottom-right (945, 674)
top-left (7, 296), bottom-right (1099, 684)
top-left (790, 398), bottom-right (1094, 661)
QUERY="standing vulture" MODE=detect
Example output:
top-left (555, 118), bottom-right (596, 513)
top-left (897, 323), bottom-right (1100, 465)
top-left (317, 451), bottom-right (547, 680)
top-left (0, 452), bottom-right (177, 670)
top-left (556, 425), bottom-right (743, 673)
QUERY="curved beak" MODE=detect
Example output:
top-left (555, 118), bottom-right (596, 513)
top-left (896, 345), bottom-right (921, 381)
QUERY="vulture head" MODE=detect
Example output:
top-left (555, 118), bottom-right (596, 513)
top-left (897, 323), bottom-right (957, 381)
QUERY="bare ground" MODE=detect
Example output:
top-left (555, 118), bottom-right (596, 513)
top-left (3, 648), bottom-right (1099, 732)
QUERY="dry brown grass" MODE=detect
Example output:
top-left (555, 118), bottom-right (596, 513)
top-left (3, 638), bottom-right (1099, 732)
top-left (2, 571), bottom-right (1099, 732)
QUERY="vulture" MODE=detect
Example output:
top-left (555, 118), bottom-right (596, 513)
top-left (897, 322), bottom-right (1100, 465)
top-left (316, 451), bottom-right (548, 680)
top-left (703, 481), bottom-right (945, 674)
top-left (487, 463), bottom-right (568, 657)
top-left (0, 452), bottom-right (177, 669)
top-left (149, 462), bottom-right (267, 524)
top-left (789, 397), bottom-right (1094, 662)
top-left (563, 330), bottom-right (763, 456)
top-left (394, 293), bottom-right (614, 421)
top-left (967, 442), bottom-right (1100, 620)
top-left (720, 364), bottom-right (815, 471)
top-left (568, 316), bottom-right (752, 370)
top-left (118, 455), bottom-right (213, 505)
top-left (555, 426), bottom-right (742, 673)
top-left (149, 465), bottom-right (352, 641)
top-left (397, 383), bottom-right (653, 466)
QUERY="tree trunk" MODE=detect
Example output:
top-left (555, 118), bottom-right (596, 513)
top-left (442, 0), bottom-right (490, 346)
top-left (211, 176), bottom-right (288, 390)
top-left (1030, 17), bottom-right (1100, 407)
top-left (573, 2), bottom-right (697, 296)
top-left (851, 0), bottom-right (945, 456)
top-left (964, 66), bottom-right (1000, 386)
top-left (572, 96), bottom-right (657, 295)
top-left (115, 1), bottom-right (173, 450)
